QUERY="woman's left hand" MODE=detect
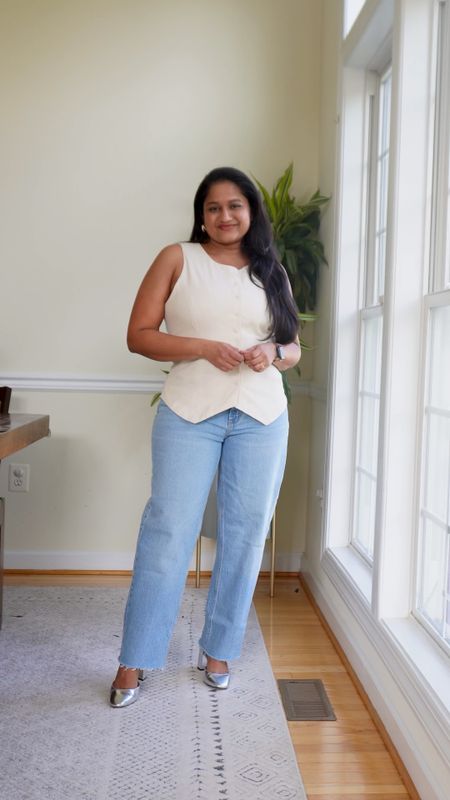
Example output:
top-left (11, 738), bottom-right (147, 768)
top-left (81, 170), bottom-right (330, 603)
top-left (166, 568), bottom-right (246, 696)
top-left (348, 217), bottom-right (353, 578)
top-left (241, 343), bottom-right (276, 372)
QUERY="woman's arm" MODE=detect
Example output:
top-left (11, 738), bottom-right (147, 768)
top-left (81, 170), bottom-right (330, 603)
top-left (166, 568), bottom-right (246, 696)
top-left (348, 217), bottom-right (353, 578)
top-left (272, 340), bottom-right (301, 372)
top-left (127, 245), bottom-right (244, 371)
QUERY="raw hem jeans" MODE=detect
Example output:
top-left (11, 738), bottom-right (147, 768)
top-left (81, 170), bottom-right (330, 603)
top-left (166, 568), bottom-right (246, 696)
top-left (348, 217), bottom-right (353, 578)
top-left (118, 400), bottom-right (289, 669)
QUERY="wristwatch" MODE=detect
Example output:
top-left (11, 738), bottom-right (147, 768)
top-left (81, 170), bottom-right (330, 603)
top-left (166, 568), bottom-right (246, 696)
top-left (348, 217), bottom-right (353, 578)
top-left (274, 344), bottom-right (285, 362)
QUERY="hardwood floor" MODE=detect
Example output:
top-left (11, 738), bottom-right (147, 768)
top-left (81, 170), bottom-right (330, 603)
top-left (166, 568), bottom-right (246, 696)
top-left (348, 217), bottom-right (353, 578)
top-left (253, 576), bottom-right (414, 800)
top-left (4, 572), bottom-right (414, 799)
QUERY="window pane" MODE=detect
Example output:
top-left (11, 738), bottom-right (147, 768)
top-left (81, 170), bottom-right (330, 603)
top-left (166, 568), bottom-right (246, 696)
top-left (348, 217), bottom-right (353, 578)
top-left (380, 74), bottom-right (391, 153)
top-left (376, 230), bottom-right (387, 298)
top-left (361, 314), bottom-right (383, 393)
top-left (352, 313), bottom-right (383, 559)
top-left (374, 70), bottom-right (392, 301)
top-left (432, 0), bottom-right (450, 291)
top-left (378, 155), bottom-right (389, 230)
top-left (418, 518), bottom-right (448, 640)
top-left (446, 176), bottom-right (450, 287)
top-left (358, 395), bottom-right (380, 475)
top-left (416, 303), bottom-right (450, 648)
top-left (425, 413), bottom-right (450, 523)
top-left (352, 64), bottom-right (390, 563)
top-left (354, 471), bottom-right (377, 558)
top-left (446, 546), bottom-right (450, 643)
top-left (429, 304), bottom-right (450, 407)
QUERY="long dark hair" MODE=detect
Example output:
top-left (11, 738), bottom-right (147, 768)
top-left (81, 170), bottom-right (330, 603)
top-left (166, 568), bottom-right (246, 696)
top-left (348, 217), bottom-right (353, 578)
top-left (189, 167), bottom-right (298, 344)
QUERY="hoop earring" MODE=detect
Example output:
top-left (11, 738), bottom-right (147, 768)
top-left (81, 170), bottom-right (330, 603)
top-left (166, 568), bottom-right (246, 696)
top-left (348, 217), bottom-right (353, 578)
top-left (201, 224), bottom-right (207, 233)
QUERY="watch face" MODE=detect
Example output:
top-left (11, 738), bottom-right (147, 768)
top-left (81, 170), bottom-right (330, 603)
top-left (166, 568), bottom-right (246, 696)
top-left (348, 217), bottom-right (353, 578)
top-left (276, 345), bottom-right (285, 360)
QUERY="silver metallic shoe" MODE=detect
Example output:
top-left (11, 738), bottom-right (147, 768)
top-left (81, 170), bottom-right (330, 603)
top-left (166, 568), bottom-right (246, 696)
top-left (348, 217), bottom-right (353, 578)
top-left (197, 647), bottom-right (230, 690)
top-left (109, 669), bottom-right (146, 708)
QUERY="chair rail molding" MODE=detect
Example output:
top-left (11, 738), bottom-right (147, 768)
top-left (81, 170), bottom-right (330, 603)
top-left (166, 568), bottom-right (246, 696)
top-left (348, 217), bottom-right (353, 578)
top-left (0, 372), bottom-right (326, 399)
top-left (0, 373), bottom-right (165, 394)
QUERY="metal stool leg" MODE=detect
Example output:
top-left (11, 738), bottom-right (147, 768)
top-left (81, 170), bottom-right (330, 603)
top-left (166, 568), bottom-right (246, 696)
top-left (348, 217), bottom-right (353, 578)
top-left (270, 508), bottom-right (276, 598)
top-left (195, 535), bottom-right (202, 587)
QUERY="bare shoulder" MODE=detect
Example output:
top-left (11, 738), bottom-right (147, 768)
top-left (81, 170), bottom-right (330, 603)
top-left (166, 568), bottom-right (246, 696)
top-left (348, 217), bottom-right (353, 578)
top-left (156, 242), bottom-right (183, 264)
top-left (141, 243), bottom-right (182, 280)
top-left (136, 243), bottom-right (184, 302)
top-left (149, 243), bottom-right (183, 274)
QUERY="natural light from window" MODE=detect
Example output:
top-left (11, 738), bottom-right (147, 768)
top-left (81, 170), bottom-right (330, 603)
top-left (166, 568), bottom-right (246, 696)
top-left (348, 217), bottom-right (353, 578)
top-left (414, 0), bottom-right (450, 655)
top-left (375, 70), bottom-right (391, 301)
top-left (416, 304), bottom-right (450, 650)
top-left (352, 67), bottom-right (392, 561)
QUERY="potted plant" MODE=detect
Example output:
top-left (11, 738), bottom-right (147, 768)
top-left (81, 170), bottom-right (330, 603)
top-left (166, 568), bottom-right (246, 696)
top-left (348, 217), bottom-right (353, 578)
top-left (254, 162), bottom-right (329, 399)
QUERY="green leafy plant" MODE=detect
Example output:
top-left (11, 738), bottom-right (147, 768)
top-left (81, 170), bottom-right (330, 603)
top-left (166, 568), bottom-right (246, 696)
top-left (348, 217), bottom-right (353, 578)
top-left (151, 369), bottom-right (170, 407)
top-left (254, 162), bottom-right (329, 315)
top-left (254, 163), bottom-right (329, 398)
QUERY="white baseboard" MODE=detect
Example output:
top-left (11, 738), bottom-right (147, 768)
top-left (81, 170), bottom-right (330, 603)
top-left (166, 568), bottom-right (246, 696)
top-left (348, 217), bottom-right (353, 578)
top-left (4, 548), bottom-right (302, 573)
top-left (4, 550), bottom-right (136, 571)
top-left (301, 558), bottom-right (449, 800)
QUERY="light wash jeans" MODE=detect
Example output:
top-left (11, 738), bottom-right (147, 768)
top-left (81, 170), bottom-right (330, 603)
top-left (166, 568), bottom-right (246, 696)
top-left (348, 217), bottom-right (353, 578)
top-left (118, 400), bottom-right (288, 669)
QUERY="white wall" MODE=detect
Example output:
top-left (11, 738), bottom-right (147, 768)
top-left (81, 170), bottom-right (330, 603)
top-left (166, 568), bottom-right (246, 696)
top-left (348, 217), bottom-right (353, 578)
top-left (0, 0), bottom-right (323, 570)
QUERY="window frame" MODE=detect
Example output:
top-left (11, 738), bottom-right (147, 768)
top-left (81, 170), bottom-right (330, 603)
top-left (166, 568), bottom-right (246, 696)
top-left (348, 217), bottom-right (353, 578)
top-left (319, 0), bottom-right (450, 779)
top-left (350, 63), bottom-right (392, 563)
top-left (429, 0), bottom-right (450, 293)
top-left (412, 293), bottom-right (450, 658)
top-left (411, 0), bottom-right (450, 657)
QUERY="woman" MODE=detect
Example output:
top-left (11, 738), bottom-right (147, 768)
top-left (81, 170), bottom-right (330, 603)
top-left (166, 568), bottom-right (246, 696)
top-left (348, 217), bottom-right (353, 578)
top-left (110, 166), bottom-right (301, 708)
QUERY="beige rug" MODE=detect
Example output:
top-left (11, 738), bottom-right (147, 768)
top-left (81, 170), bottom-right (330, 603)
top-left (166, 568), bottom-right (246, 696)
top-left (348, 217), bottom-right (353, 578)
top-left (0, 586), bottom-right (306, 799)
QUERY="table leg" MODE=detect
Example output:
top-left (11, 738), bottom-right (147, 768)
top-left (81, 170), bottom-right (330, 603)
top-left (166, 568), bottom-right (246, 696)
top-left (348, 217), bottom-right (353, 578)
top-left (0, 492), bottom-right (4, 629)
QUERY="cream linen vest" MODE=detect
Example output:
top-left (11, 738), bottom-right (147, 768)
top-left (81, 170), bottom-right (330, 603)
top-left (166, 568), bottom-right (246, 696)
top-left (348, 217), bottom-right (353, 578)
top-left (161, 242), bottom-right (287, 425)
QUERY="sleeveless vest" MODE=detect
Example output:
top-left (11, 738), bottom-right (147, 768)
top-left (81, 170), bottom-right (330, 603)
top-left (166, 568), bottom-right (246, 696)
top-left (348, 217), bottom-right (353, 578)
top-left (161, 242), bottom-right (286, 425)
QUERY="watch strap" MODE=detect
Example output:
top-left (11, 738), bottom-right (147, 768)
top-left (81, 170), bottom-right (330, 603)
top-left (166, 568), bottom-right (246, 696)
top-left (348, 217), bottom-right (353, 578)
top-left (274, 344), bottom-right (285, 361)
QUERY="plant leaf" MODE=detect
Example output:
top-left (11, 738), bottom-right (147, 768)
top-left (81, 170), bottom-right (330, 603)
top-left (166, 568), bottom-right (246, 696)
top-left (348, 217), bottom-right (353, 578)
top-left (253, 176), bottom-right (276, 222)
top-left (281, 371), bottom-right (292, 403)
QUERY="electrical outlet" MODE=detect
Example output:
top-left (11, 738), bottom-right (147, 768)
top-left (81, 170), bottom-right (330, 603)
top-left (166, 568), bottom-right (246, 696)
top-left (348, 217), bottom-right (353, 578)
top-left (8, 463), bottom-right (30, 492)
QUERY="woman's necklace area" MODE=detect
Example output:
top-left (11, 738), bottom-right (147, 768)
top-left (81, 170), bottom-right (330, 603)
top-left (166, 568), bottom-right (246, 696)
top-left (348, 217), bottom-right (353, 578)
top-left (201, 243), bottom-right (248, 269)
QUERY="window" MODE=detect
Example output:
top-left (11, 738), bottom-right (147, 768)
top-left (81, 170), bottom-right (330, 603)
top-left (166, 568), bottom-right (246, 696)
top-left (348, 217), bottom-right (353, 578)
top-left (430, 0), bottom-right (450, 292)
top-left (322, 1), bottom-right (450, 788)
top-left (416, 300), bottom-right (450, 649)
top-left (351, 67), bottom-right (392, 561)
top-left (415, 0), bottom-right (450, 653)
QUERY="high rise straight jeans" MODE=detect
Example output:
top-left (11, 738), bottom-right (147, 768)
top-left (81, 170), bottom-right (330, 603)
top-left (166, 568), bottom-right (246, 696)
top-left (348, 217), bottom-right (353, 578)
top-left (118, 400), bottom-right (289, 669)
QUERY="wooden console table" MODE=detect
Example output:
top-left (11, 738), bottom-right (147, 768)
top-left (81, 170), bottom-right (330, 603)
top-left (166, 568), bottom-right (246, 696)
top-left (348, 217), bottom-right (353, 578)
top-left (0, 413), bottom-right (50, 627)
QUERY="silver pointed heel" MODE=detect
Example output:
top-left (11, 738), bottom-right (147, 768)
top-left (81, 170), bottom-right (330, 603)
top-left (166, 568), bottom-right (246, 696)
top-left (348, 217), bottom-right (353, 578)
top-left (197, 647), bottom-right (230, 690)
top-left (109, 668), bottom-right (146, 708)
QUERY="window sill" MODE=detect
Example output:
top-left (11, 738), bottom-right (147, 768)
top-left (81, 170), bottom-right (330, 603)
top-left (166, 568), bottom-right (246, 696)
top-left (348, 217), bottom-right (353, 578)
top-left (383, 617), bottom-right (450, 717)
top-left (322, 545), bottom-right (450, 766)
top-left (323, 544), bottom-right (372, 605)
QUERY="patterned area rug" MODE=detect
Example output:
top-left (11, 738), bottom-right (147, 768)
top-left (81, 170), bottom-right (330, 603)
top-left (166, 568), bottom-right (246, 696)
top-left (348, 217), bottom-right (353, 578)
top-left (0, 586), bottom-right (306, 800)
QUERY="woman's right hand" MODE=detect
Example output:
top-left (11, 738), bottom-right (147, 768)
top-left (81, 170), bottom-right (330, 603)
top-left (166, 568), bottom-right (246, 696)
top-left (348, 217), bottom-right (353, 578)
top-left (202, 340), bottom-right (244, 372)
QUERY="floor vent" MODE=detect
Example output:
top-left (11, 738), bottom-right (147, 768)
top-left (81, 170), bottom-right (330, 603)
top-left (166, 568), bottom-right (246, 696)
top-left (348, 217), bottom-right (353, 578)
top-left (277, 679), bottom-right (336, 721)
